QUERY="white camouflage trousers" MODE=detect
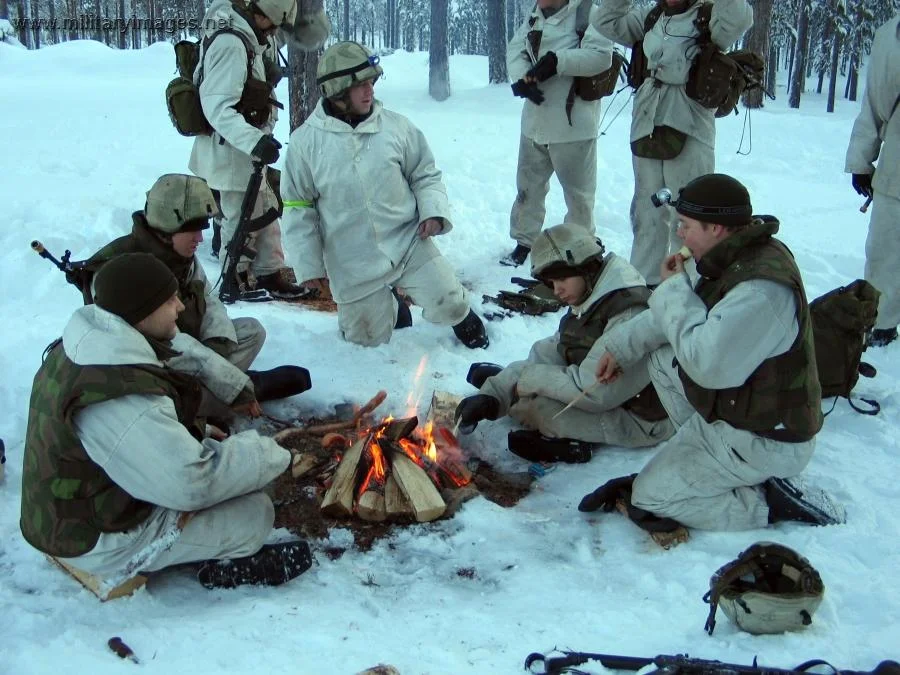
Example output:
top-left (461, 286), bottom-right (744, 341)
top-left (630, 345), bottom-right (815, 531)
top-left (630, 136), bottom-right (714, 286)
top-left (481, 338), bottom-right (673, 447)
top-left (865, 191), bottom-right (900, 330)
top-left (337, 237), bottom-right (471, 347)
top-left (509, 135), bottom-right (597, 248)
top-left (64, 492), bottom-right (274, 579)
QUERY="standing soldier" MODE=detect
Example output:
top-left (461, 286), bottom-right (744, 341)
top-left (190, 0), bottom-right (329, 299)
top-left (503, 0), bottom-right (614, 268)
top-left (845, 14), bottom-right (900, 348)
top-left (593, 0), bottom-right (752, 286)
top-left (281, 42), bottom-right (489, 349)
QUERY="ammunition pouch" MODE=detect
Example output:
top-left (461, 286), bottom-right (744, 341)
top-left (236, 77), bottom-right (275, 129)
top-left (630, 125), bottom-right (687, 160)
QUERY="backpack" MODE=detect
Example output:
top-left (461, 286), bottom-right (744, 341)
top-left (626, 1), bottom-right (764, 117)
top-left (165, 29), bottom-right (259, 137)
top-left (687, 3), bottom-right (765, 117)
top-left (809, 279), bottom-right (880, 415)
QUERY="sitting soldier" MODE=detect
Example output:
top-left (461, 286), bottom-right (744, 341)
top-left (454, 223), bottom-right (673, 463)
top-left (581, 174), bottom-right (844, 533)
top-left (21, 253), bottom-right (311, 589)
top-left (80, 174), bottom-right (310, 414)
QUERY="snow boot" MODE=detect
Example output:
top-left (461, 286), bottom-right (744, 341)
top-left (255, 269), bottom-right (314, 300)
top-left (499, 244), bottom-right (530, 267)
top-left (452, 310), bottom-right (489, 349)
top-left (248, 366), bottom-right (312, 402)
top-left (197, 541), bottom-right (313, 590)
top-left (867, 327), bottom-right (897, 348)
top-left (392, 288), bottom-right (412, 329)
top-left (466, 362), bottom-right (503, 388)
top-left (507, 429), bottom-right (594, 464)
top-left (765, 477), bottom-right (846, 526)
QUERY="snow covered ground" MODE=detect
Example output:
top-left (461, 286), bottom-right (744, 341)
top-left (1, 42), bottom-right (898, 674)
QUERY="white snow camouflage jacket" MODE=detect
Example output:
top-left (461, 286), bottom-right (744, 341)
top-left (62, 304), bottom-right (289, 570)
top-left (281, 99), bottom-right (453, 304)
top-left (845, 15), bottom-right (900, 199)
top-left (189, 0), bottom-right (281, 192)
top-left (593, 0), bottom-right (752, 146)
top-left (507, 0), bottom-right (613, 144)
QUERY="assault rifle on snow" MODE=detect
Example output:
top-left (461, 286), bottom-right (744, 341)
top-left (216, 159), bottom-right (281, 304)
top-left (523, 651), bottom-right (900, 675)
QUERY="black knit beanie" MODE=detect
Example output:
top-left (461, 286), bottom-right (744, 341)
top-left (94, 253), bottom-right (179, 326)
top-left (674, 173), bottom-right (753, 228)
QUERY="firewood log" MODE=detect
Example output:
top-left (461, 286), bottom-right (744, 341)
top-left (384, 474), bottom-right (414, 519)
top-left (391, 454), bottom-right (446, 522)
top-left (357, 490), bottom-right (387, 522)
top-left (320, 437), bottom-right (366, 517)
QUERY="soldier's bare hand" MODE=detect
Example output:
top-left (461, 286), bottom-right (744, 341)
top-left (233, 399), bottom-right (263, 418)
top-left (595, 352), bottom-right (622, 384)
top-left (417, 218), bottom-right (443, 239)
top-left (660, 252), bottom-right (684, 281)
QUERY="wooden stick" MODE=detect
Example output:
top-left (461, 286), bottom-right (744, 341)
top-left (551, 381), bottom-right (602, 420)
top-left (354, 390), bottom-right (388, 421)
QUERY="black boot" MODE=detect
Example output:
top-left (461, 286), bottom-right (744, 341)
top-left (197, 541), bottom-right (313, 589)
top-left (499, 244), bottom-right (531, 267)
top-left (765, 477), bottom-right (846, 526)
top-left (868, 327), bottom-right (897, 348)
top-left (466, 362), bottom-right (503, 388)
top-left (508, 429), bottom-right (594, 463)
top-left (248, 366), bottom-right (312, 402)
top-left (392, 288), bottom-right (412, 329)
top-left (255, 269), bottom-right (315, 300)
top-left (452, 310), bottom-right (489, 349)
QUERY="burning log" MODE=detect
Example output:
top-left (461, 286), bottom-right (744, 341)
top-left (320, 436), bottom-right (366, 517)
top-left (384, 474), bottom-right (414, 519)
top-left (356, 437), bottom-right (389, 522)
top-left (390, 453), bottom-right (446, 522)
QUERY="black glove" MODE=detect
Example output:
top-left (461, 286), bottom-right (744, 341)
top-left (511, 79), bottom-right (545, 105)
top-left (578, 474), bottom-right (637, 512)
top-left (852, 173), bottom-right (873, 198)
top-left (526, 52), bottom-right (558, 83)
top-left (251, 135), bottom-right (282, 165)
top-left (454, 394), bottom-right (501, 435)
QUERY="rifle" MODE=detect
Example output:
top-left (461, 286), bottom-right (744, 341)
top-left (216, 160), bottom-right (281, 304)
top-left (31, 240), bottom-right (92, 301)
top-left (523, 651), bottom-right (900, 675)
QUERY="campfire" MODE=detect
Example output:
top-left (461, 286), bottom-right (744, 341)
top-left (321, 415), bottom-right (472, 523)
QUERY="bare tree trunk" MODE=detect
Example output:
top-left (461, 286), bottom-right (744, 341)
top-left (816, 17), bottom-right (832, 94)
top-left (847, 53), bottom-right (859, 101)
top-left (0, 0), bottom-right (8, 20)
top-left (826, 25), bottom-right (841, 112)
top-left (117, 0), bottom-right (126, 47)
top-left (288, 0), bottom-right (324, 132)
top-left (788, 0), bottom-right (810, 108)
top-left (31, 0), bottom-right (39, 48)
top-left (428, 0), bottom-right (450, 100)
top-left (49, 0), bottom-right (59, 43)
top-left (16, 0), bottom-right (28, 46)
top-left (341, 0), bottom-right (349, 40)
top-left (741, 0), bottom-right (772, 108)
top-left (487, 0), bottom-right (507, 83)
top-left (196, 0), bottom-right (206, 37)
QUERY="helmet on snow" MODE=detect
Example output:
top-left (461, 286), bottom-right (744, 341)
top-left (704, 541), bottom-right (825, 636)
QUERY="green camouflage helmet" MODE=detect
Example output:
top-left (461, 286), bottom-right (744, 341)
top-left (145, 174), bottom-right (219, 234)
top-left (531, 223), bottom-right (605, 281)
top-left (704, 541), bottom-right (825, 636)
top-left (252, 0), bottom-right (297, 28)
top-left (316, 41), bottom-right (383, 98)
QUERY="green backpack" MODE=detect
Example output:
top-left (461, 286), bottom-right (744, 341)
top-left (165, 29), bottom-right (256, 137)
top-left (809, 279), bottom-right (880, 415)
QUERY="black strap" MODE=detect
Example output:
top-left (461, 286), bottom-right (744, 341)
top-left (848, 396), bottom-right (880, 416)
top-left (198, 28), bottom-right (256, 88)
top-left (316, 59), bottom-right (371, 85)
